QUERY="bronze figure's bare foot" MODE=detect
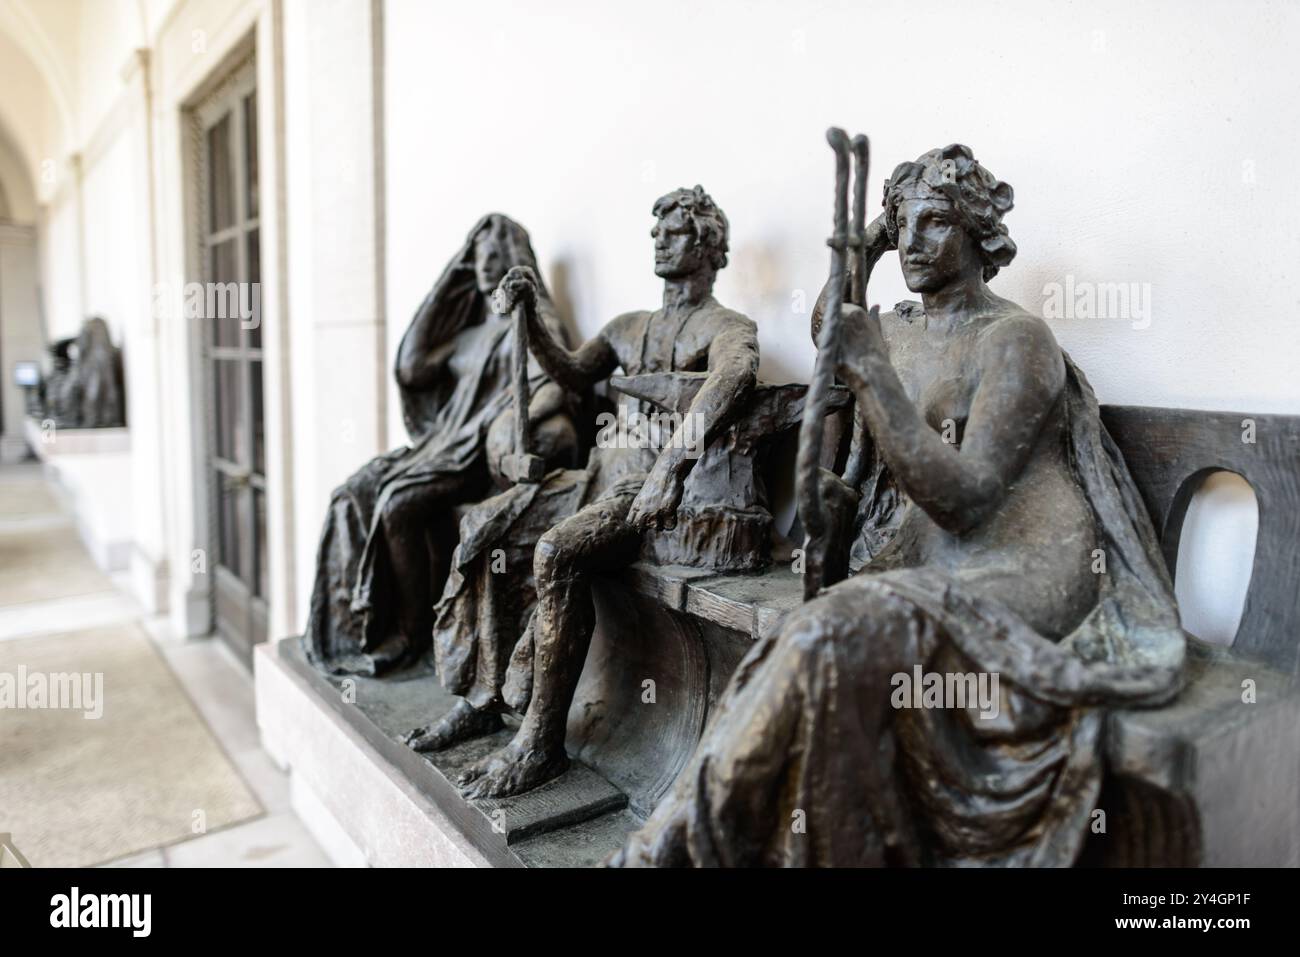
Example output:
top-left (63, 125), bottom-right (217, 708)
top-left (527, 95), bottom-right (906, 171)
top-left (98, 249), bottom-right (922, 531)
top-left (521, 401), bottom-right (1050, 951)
top-left (456, 737), bottom-right (570, 800)
top-left (401, 699), bottom-right (503, 752)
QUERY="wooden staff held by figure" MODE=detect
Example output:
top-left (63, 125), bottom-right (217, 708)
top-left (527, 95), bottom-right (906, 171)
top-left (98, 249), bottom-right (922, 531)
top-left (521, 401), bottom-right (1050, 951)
top-left (796, 128), bottom-right (872, 600)
top-left (493, 287), bottom-right (545, 485)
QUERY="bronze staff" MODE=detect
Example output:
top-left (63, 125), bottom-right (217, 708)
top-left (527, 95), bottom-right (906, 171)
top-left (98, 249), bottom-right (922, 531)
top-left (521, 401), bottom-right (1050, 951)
top-left (493, 286), bottom-right (545, 484)
top-left (796, 128), bottom-right (871, 599)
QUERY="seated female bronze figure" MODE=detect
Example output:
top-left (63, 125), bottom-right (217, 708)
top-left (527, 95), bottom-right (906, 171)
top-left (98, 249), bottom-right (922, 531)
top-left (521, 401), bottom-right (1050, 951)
top-left (304, 214), bottom-right (579, 676)
top-left (612, 145), bottom-right (1186, 867)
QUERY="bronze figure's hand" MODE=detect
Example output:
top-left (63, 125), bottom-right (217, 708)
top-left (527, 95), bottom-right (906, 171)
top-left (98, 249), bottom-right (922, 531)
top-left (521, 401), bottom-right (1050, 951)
top-left (492, 265), bottom-right (539, 314)
top-left (863, 211), bottom-right (891, 254)
top-left (835, 304), bottom-right (885, 389)
top-left (626, 465), bottom-right (684, 531)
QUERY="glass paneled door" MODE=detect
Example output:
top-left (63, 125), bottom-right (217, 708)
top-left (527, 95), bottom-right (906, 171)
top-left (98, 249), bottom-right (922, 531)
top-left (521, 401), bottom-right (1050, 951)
top-left (196, 61), bottom-right (267, 667)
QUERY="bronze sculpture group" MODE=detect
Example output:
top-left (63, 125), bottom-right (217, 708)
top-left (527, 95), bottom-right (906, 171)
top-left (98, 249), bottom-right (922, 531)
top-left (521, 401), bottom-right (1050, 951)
top-left (38, 316), bottom-right (126, 429)
top-left (302, 133), bottom-right (1187, 867)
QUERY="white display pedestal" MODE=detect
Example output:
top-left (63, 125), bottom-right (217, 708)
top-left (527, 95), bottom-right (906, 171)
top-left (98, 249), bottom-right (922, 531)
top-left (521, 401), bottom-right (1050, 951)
top-left (254, 640), bottom-right (493, 868)
top-left (24, 416), bottom-right (133, 573)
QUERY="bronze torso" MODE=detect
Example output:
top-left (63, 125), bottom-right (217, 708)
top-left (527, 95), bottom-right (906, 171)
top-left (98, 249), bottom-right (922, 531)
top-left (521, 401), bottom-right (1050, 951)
top-left (869, 300), bottom-right (1098, 639)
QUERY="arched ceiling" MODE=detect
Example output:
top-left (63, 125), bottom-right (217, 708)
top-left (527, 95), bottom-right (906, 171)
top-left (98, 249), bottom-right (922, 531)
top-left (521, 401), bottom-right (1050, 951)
top-left (0, 0), bottom-right (79, 202)
top-left (0, 0), bottom-right (157, 206)
top-left (0, 119), bottom-right (35, 221)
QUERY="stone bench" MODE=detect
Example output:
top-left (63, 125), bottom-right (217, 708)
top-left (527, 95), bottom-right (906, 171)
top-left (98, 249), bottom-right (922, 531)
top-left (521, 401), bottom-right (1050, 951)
top-left (1086, 405), bottom-right (1300, 866)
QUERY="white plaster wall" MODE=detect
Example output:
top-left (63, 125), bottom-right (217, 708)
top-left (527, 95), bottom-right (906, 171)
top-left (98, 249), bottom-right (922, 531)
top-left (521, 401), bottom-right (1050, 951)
top-left (74, 0), bottom-right (147, 141)
top-left (281, 0), bottom-right (318, 635)
top-left (39, 195), bottom-right (81, 338)
top-left (384, 0), bottom-right (1300, 642)
top-left (0, 135), bottom-right (41, 457)
top-left (0, 226), bottom-right (41, 449)
top-left (281, 0), bottom-right (388, 633)
top-left (81, 58), bottom-right (170, 611)
top-left (0, 132), bottom-right (37, 223)
top-left (82, 130), bottom-right (148, 346)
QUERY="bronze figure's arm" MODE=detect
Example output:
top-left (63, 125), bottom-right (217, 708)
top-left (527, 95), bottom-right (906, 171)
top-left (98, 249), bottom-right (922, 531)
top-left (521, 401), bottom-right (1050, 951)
top-left (394, 281), bottom-right (464, 390)
top-left (837, 306), bottom-right (1064, 535)
top-left (527, 303), bottom-right (573, 421)
top-left (626, 316), bottom-right (760, 530)
top-left (494, 265), bottom-right (619, 393)
top-left (810, 213), bottom-right (890, 347)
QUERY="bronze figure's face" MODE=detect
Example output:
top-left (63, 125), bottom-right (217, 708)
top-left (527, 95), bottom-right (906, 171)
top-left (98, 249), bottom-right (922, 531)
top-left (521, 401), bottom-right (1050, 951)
top-left (651, 205), bottom-right (709, 279)
top-left (649, 185), bottom-right (729, 284)
top-left (883, 145), bottom-right (1017, 288)
top-left (894, 197), bottom-right (978, 294)
top-left (474, 221), bottom-right (511, 295)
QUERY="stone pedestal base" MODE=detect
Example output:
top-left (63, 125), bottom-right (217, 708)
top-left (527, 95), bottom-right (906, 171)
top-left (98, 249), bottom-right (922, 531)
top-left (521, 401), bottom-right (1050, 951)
top-left (254, 638), bottom-right (641, 867)
top-left (255, 640), bottom-right (492, 867)
top-left (25, 417), bottom-right (133, 573)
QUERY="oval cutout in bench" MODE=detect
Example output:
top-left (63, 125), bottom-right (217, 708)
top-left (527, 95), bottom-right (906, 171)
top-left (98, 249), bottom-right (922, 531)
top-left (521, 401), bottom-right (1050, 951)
top-left (1173, 470), bottom-right (1258, 647)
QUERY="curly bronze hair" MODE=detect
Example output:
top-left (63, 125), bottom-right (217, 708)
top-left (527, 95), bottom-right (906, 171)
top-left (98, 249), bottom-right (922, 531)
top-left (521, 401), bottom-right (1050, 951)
top-left (883, 145), bottom-right (1016, 281)
top-left (652, 185), bottom-right (729, 272)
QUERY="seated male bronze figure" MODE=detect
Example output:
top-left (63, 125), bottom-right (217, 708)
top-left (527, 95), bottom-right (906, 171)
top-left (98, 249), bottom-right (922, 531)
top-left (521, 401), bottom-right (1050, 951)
top-left (406, 187), bottom-right (761, 798)
top-left (611, 144), bottom-right (1186, 867)
top-left (303, 214), bottom-right (578, 676)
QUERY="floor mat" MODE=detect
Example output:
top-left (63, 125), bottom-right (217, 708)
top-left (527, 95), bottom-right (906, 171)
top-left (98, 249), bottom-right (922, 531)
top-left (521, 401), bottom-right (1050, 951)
top-left (0, 524), bottom-right (113, 607)
top-left (0, 623), bottom-right (263, 866)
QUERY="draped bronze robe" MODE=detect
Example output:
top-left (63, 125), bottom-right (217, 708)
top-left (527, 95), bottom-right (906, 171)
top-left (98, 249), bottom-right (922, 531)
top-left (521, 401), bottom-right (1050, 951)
top-left (304, 218), bottom-right (572, 676)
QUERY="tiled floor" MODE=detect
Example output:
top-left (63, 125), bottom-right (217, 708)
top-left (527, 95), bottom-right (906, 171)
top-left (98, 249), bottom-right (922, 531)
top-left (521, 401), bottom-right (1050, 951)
top-left (0, 462), bottom-right (332, 867)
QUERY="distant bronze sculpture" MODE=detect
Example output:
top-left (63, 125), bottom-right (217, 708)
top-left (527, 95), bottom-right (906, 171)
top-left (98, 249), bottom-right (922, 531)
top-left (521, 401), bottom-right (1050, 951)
top-left (303, 214), bottom-right (579, 676)
top-left (404, 187), bottom-right (764, 796)
top-left (41, 316), bottom-right (125, 428)
top-left (610, 138), bottom-right (1186, 867)
top-left (41, 336), bottom-right (77, 422)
